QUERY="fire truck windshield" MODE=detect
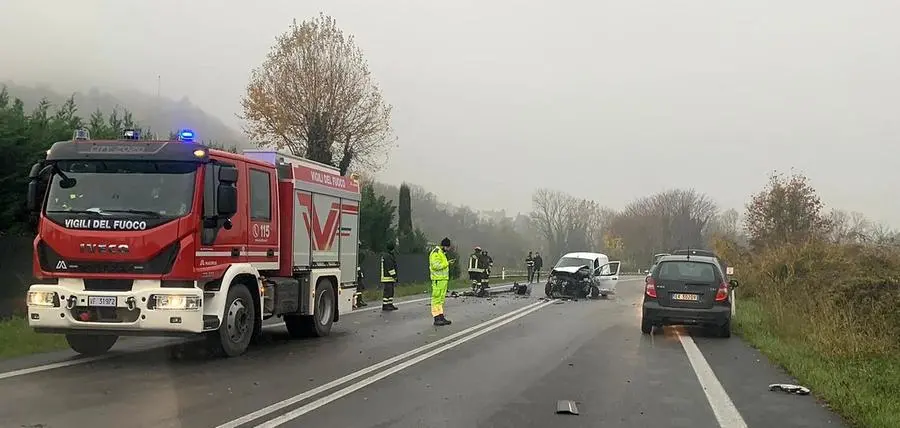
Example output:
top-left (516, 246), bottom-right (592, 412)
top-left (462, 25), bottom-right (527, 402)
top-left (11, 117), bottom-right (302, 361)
top-left (44, 160), bottom-right (198, 217)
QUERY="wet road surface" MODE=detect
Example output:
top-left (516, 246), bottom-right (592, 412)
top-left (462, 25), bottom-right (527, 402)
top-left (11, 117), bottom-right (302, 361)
top-left (0, 278), bottom-right (847, 428)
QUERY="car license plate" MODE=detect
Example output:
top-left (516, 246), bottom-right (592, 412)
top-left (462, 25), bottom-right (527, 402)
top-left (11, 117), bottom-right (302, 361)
top-left (672, 293), bottom-right (699, 302)
top-left (88, 296), bottom-right (117, 307)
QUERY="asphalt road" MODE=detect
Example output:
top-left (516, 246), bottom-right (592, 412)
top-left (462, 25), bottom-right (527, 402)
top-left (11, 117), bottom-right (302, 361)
top-left (0, 278), bottom-right (848, 428)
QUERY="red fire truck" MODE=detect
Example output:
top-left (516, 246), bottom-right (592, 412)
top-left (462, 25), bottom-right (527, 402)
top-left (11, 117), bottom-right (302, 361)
top-left (23, 129), bottom-right (361, 357)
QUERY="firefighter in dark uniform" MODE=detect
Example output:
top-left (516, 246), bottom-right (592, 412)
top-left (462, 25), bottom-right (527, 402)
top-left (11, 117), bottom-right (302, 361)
top-left (468, 246), bottom-right (487, 296)
top-left (380, 242), bottom-right (399, 311)
top-left (483, 251), bottom-right (494, 276)
top-left (478, 249), bottom-right (492, 291)
top-left (355, 265), bottom-right (367, 307)
top-left (525, 251), bottom-right (535, 283)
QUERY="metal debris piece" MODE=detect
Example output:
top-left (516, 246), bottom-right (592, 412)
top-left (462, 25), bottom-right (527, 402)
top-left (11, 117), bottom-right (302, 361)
top-left (556, 400), bottom-right (579, 415)
top-left (769, 383), bottom-right (810, 395)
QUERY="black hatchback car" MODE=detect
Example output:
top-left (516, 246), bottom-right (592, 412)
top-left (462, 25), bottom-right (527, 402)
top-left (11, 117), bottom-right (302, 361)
top-left (641, 254), bottom-right (739, 337)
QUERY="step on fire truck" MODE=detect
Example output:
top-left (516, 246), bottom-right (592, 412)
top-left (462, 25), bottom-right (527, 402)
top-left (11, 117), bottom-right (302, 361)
top-left (24, 129), bottom-right (361, 357)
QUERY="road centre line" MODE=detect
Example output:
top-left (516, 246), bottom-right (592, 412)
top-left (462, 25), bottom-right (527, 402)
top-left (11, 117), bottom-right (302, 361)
top-left (217, 299), bottom-right (554, 428)
top-left (253, 299), bottom-right (557, 427)
top-left (677, 331), bottom-right (748, 428)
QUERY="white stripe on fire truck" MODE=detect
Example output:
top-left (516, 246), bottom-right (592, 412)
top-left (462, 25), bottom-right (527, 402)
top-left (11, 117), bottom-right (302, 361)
top-left (195, 251), bottom-right (280, 257)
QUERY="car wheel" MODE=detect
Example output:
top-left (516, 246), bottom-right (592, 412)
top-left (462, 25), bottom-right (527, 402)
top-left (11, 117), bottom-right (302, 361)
top-left (640, 317), bottom-right (652, 335)
top-left (544, 282), bottom-right (552, 298)
top-left (719, 320), bottom-right (732, 338)
top-left (589, 286), bottom-right (600, 299)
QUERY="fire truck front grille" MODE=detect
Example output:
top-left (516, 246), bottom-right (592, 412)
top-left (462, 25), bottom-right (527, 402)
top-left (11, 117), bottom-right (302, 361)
top-left (83, 279), bottom-right (134, 292)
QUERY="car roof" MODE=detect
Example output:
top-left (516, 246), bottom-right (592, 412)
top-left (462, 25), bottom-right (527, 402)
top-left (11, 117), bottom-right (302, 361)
top-left (560, 252), bottom-right (607, 260)
top-left (671, 249), bottom-right (718, 258)
top-left (657, 254), bottom-right (719, 264)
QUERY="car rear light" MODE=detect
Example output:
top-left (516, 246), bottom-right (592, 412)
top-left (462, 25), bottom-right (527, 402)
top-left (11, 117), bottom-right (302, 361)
top-left (645, 278), bottom-right (657, 298)
top-left (715, 282), bottom-right (729, 302)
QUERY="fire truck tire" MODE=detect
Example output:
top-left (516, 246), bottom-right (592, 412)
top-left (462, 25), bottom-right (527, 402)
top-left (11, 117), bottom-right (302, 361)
top-left (66, 334), bottom-right (118, 356)
top-left (209, 284), bottom-right (255, 357)
top-left (284, 280), bottom-right (335, 338)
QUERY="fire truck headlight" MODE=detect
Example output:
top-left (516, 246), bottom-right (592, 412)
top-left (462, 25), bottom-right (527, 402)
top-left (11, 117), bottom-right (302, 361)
top-left (27, 291), bottom-right (60, 307)
top-left (149, 294), bottom-right (201, 310)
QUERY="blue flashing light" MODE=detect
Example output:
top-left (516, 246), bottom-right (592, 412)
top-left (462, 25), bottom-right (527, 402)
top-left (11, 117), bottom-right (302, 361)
top-left (177, 129), bottom-right (196, 142)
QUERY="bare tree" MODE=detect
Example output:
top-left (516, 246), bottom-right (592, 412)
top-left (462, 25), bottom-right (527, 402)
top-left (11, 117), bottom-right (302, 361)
top-left (609, 189), bottom-right (718, 265)
top-left (241, 13), bottom-right (396, 175)
top-left (828, 209), bottom-right (873, 244)
top-left (529, 189), bottom-right (571, 259)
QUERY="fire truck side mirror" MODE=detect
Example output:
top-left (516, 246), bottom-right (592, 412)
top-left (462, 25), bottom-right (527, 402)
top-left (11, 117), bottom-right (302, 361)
top-left (26, 181), bottom-right (39, 212)
top-left (216, 165), bottom-right (238, 217)
top-left (218, 166), bottom-right (238, 183)
top-left (217, 185), bottom-right (237, 217)
top-left (26, 163), bottom-right (43, 212)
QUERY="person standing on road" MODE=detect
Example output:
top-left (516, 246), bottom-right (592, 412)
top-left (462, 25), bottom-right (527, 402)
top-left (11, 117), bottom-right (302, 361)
top-left (429, 237), bottom-right (454, 326)
top-left (533, 252), bottom-right (543, 283)
top-left (525, 251), bottom-right (535, 283)
top-left (483, 250), bottom-right (494, 276)
top-left (355, 264), bottom-right (368, 308)
top-left (468, 246), bottom-right (487, 294)
top-left (478, 249), bottom-right (492, 291)
top-left (380, 242), bottom-right (399, 311)
top-left (355, 243), bottom-right (367, 307)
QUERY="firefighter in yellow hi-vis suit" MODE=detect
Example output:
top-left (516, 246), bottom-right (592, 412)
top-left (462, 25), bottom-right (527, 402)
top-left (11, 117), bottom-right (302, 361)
top-left (429, 237), bottom-right (453, 326)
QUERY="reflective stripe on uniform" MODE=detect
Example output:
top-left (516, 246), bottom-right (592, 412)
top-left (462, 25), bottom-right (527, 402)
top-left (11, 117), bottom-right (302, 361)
top-left (380, 256), bottom-right (396, 282)
top-left (429, 248), bottom-right (449, 280)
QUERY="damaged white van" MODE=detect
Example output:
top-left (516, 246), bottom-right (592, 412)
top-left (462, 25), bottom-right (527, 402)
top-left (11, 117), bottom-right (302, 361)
top-left (544, 252), bottom-right (621, 299)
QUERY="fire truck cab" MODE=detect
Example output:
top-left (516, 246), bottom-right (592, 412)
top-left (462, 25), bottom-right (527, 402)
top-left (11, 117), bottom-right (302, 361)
top-left (24, 129), bottom-right (360, 357)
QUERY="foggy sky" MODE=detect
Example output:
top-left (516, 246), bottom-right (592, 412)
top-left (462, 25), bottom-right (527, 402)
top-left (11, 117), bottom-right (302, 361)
top-left (3, 0), bottom-right (899, 225)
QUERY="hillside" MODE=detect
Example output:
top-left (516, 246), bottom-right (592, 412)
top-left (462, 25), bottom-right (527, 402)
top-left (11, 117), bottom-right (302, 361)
top-left (0, 81), bottom-right (250, 148)
top-left (371, 181), bottom-right (540, 268)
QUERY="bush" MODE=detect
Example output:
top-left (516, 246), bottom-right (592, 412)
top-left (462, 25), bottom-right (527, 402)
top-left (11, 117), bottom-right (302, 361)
top-left (729, 239), bottom-right (900, 357)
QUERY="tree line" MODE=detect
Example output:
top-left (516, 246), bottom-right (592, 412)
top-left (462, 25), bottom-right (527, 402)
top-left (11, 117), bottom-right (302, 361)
top-left (530, 175), bottom-right (900, 270)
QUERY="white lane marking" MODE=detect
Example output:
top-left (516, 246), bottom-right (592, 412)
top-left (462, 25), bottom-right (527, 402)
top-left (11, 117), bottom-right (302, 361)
top-left (253, 299), bottom-right (556, 427)
top-left (217, 300), bottom-right (552, 428)
top-left (0, 295), bottom-right (439, 381)
top-left (0, 355), bottom-right (109, 381)
top-left (0, 283), bottom-right (522, 380)
top-left (677, 331), bottom-right (748, 428)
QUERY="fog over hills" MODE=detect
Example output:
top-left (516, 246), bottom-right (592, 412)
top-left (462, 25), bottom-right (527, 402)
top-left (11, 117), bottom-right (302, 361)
top-left (1, 80), bottom-right (250, 148)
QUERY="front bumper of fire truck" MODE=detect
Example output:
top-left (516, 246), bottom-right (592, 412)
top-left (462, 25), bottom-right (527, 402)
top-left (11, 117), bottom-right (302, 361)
top-left (26, 278), bottom-right (206, 336)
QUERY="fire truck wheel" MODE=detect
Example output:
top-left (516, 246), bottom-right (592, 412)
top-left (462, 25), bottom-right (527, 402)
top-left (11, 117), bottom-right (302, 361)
top-left (284, 280), bottom-right (335, 338)
top-left (65, 334), bottom-right (118, 356)
top-left (210, 284), bottom-right (255, 357)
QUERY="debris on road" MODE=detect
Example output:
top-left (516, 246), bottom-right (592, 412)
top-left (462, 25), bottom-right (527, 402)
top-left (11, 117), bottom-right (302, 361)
top-left (556, 400), bottom-right (580, 415)
top-left (512, 282), bottom-right (530, 295)
top-left (769, 383), bottom-right (811, 395)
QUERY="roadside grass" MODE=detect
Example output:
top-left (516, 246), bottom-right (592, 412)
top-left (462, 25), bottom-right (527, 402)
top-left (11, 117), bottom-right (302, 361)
top-left (0, 275), bottom-right (529, 361)
top-left (360, 275), bottom-right (527, 302)
top-left (0, 317), bottom-right (67, 360)
top-left (734, 297), bottom-right (900, 428)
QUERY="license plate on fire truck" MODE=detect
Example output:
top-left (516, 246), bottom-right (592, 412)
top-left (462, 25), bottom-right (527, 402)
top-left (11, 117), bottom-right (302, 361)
top-left (88, 296), bottom-right (117, 307)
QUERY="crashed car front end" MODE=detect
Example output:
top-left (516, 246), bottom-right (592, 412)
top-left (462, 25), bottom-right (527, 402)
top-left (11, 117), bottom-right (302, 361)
top-left (545, 266), bottom-right (593, 298)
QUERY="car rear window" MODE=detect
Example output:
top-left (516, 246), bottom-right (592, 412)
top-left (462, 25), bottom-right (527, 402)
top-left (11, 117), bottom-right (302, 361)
top-left (657, 261), bottom-right (718, 283)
